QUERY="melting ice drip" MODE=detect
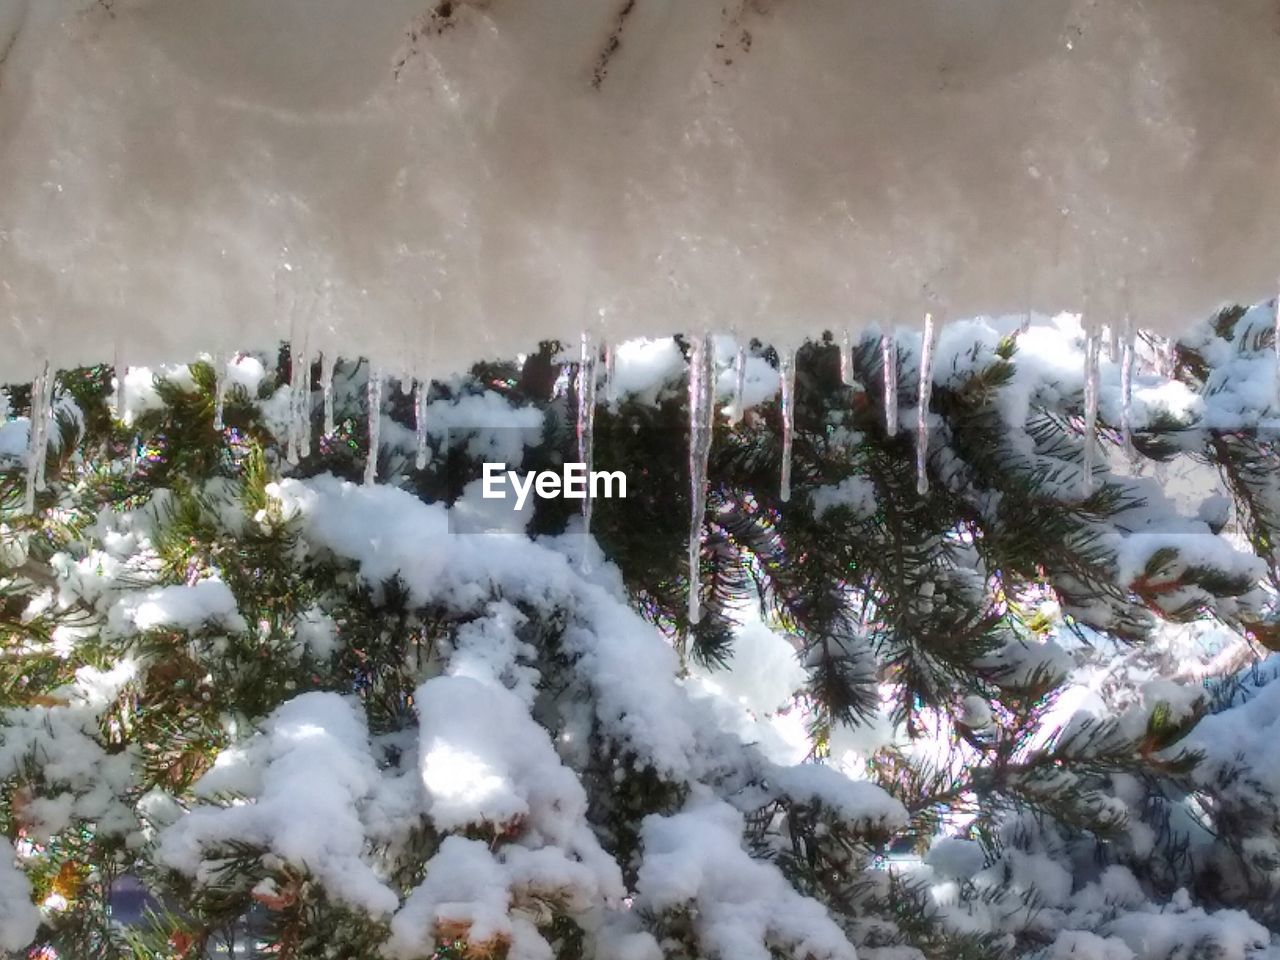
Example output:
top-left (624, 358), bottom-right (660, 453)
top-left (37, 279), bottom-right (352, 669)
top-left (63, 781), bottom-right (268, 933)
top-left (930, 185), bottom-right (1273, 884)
top-left (114, 348), bottom-right (127, 424)
top-left (730, 344), bottom-right (748, 425)
top-left (1119, 318), bottom-right (1135, 458)
top-left (1275, 291), bottom-right (1280, 408)
top-left (779, 348), bottom-right (796, 503)
top-left (23, 361), bottom-right (54, 514)
top-left (414, 379), bottom-right (430, 470)
top-left (212, 354), bottom-right (227, 431)
top-left (840, 331), bottom-right (854, 387)
top-left (364, 369), bottom-right (384, 487)
top-left (686, 333), bottom-right (716, 625)
top-left (577, 333), bottom-right (599, 539)
top-left (319, 354), bottom-right (336, 439)
top-left (603, 342), bottom-right (617, 406)
top-left (1081, 325), bottom-right (1102, 496)
top-left (916, 315), bottom-right (937, 496)
top-left (882, 334), bottom-right (899, 438)
top-left (286, 321), bottom-right (313, 465)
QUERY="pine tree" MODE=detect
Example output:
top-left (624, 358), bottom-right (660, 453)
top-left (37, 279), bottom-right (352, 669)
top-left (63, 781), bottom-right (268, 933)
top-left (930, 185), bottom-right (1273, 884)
top-left (1, 308), bottom-right (1279, 959)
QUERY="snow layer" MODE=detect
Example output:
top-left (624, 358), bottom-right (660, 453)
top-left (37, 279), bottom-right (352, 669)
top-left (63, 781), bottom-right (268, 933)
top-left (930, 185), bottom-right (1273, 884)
top-left (636, 796), bottom-right (857, 960)
top-left (2, 0), bottom-right (1278, 382)
top-left (0, 838), bottom-right (39, 952)
top-left (269, 475), bottom-right (701, 775)
top-left (156, 692), bottom-right (400, 915)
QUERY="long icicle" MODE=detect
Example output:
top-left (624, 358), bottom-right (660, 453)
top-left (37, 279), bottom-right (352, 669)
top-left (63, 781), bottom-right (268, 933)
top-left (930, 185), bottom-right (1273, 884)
top-left (320, 353), bottom-right (336, 438)
top-left (1274, 286), bottom-right (1280, 409)
top-left (840, 329), bottom-right (854, 386)
top-left (415, 379), bottom-right (431, 470)
top-left (882, 331), bottom-right (899, 437)
top-left (578, 332), bottom-right (599, 540)
top-left (916, 315), bottom-right (937, 495)
top-left (23, 361), bottom-right (51, 514)
top-left (687, 332), bottom-right (715, 625)
top-left (730, 343), bottom-right (747, 425)
top-left (212, 353), bottom-right (226, 431)
top-left (1120, 316), bottom-right (1136, 459)
top-left (779, 348), bottom-right (796, 503)
top-left (299, 349), bottom-right (313, 461)
top-left (33, 365), bottom-right (54, 497)
top-left (287, 310), bottom-right (312, 464)
top-left (364, 367), bottom-right (383, 487)
top-left (113, 345), bottom-right (127, 424)
top-left (603, 341), bottom-right (617, 406)
top-left (1082, 323), bottom-right (1102, 497)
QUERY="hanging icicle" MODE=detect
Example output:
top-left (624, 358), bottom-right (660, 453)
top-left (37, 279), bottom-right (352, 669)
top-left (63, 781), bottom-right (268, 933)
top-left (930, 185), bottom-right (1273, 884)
top-left (839, 330), bottom-right (854, 386)
top-left (113, 345), bottom-right (127, 424)
top-left (23, 361), bottom-right (52, 514)
top-left (603, 342), bottom-right (617, 406)
top-left (211, 353), bottom-right (226, 431)
top-left (319, 353), bottom-right (336, 438)
top-left (286, 292), bottom-right (313, 464)
top-left (687, 332), bottom-right (715, 626)
top-left (916, 315), bottom-right (938, 496)
top-left (415, 379), bottom-right (431, 470)
top-left (1119, 316), bottom-right (1136, 458)
top-left (881, 332), bottom-right (899, 437)
top-left (1274, 287), bottom-right (1280, 409)
top-left (364, 368), bottom-right (383, 487)
top-left (728, 344), bottom-right (747, 425)
top-left (779, 348), bottom-right (796, 503)
top-left (1081, 323), bottom-right (1103, 497)
top-left (577, 332), bottom-right (599, 540)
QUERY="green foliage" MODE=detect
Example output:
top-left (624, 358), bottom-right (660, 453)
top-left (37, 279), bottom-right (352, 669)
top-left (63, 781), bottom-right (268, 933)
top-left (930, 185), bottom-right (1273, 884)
top-left (1, 314), bottom-right (1278, 959)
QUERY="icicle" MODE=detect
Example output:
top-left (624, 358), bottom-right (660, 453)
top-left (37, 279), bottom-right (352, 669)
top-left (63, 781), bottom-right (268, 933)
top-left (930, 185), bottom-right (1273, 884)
top-left (916, 315), bottom-right (937, 496)
top-left (286, 301), bottom-right (312, 464)
top-left (881, 332), bottom-right (899, 437)
top-left (113, 345), bottom-right (127, 423)
top-left (1081, 323), bottom-right (1102, 497)
top-left (1274, 288), bottom-right (1280, 409)
top-left (1119, 316), bottom-right (1135, 458)
top-left (728, 344), bottom-right (747, 425)
top-left (319, 353), bottom-right (336, 437)
top-left (23, 361), bottom-right (51, 514)
top-left (687, 332), bottom-right (715, 625)
top-left (577, 332), bottom-right (599, 540)
top-left (297, 352), bottom-right (312, 463)
top-left (414, 379), bottom-right (430, 470)
top-left (839, 330), bottom-right (854, 386)
top-left (779, 348), bottom-right (796, 503)
top-left (603, 342), bottom-right (617, 405)
top-left (364, 368), bottom-right (383, 487)
top-left (211, 353), bottom-right (226, 431)
top-left (33, 367), bottom-right (54, 498)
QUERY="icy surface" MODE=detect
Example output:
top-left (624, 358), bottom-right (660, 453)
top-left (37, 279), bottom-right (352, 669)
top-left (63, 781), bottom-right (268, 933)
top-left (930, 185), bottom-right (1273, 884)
top-left (2, 1), bottom-right (1279, 381)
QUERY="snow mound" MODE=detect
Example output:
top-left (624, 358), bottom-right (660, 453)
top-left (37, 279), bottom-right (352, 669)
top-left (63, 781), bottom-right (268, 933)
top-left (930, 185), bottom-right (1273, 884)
top-left (156, 692), bottom-right (399, 915)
